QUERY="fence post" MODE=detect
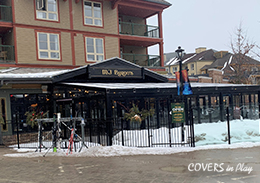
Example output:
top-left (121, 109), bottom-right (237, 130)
top-left (121, 117), bottom-right (124, 146)
top-left (168, 100), bottom-right (172, 147)
top-left (53, 115), bottom-right (57, 151)
top-left (190, 108), bottom-right (195, 147)
top-left (39, 120), bottom-right (43, 152)
top-left (16, 112), bottom-right (20, 149)
top-left (147, 116), bottom-right (151, 147)
top-left (226, 107), bottom-right (231, 144)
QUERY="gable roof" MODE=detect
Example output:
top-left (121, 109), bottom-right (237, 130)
top-left (206, 53), bottom-right (260, 72)
top-left (165, 49), bottom-right (216, 66)
top-left (54, 57), bottom-right (168, 83)
top-left (0, 57), bottom-right (168, 84)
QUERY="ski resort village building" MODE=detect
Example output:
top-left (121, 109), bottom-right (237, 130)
top-left (0, 58), bottom-right (260, 147)
top-left (0, 1), bottom-right (259, 147)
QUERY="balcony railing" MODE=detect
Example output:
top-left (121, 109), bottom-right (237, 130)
top-left (119, 21), bottom-right (159, 38)
top-left (0, 5), bottom-right (12, 22)
top-left (121, 53), bottom-right (161, 67)
top-left (0, 45), bottom-right (15, 62)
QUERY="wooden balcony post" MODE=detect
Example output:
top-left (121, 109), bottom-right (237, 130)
top-left (158, 11), bottom-right (164, 66)
top-left (159, 41), bottom-right (164, 66)
top-left (158, 11), bottom-right (163, 38)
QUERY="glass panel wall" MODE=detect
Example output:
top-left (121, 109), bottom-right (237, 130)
top-left (192, 92), bottom-right (260, 146)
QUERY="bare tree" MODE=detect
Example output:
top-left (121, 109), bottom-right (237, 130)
top-left (228, 23), bottom-right (257, 84)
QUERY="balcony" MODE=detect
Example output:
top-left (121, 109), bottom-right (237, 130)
top-left (0, 5), bottom-right (12, 22)
top-left (119, 21), bottom-right (159, 38)
top-left (121, 53), bottom-right (161, 67)
top-left (0, 45), bottom-right (15, 63)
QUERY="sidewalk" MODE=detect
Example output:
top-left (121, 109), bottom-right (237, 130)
top-left (0, 146), bottom-right (260, 183)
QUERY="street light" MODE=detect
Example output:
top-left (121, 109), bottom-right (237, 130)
top-left (175, 46), bottom-right (185, 95)
top-left (175, 46), bottom-right (185, 143)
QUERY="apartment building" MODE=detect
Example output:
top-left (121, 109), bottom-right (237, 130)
top-left (0, 0), bottom-right (171, 138)
top-left (0, 0), bottom-right (171, 69)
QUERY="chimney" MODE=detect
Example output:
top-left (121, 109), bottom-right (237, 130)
top-left (195, 47), bottom-right (206, 53)
top-left (214, 51), bottom-right (228, 59)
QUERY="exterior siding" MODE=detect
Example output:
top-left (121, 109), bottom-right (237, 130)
top-left (73, 0), bottom-right (118, 34)
top-left (60, 32), bottom-right (72, 65)
top-left (16, 27), bottom-right (37, 64)
top-left (74, 34), bottom-right (86, 66)
top-left (14, 0), bottom-right (70, 29)
top-left (196, 61), bottom-right (214, 74)
top-left (105, 36), bottom-right (119, 59)
top-left (11, 0), bottom-right (164, 68)
top-left (16, 27), bottom-right (72, 66)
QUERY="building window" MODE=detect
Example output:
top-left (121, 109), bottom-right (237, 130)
top-left (172, 67), bottom-right (178, 73)
top-left (191, 63), bottom-right (194, 71)
top-left (37, 32), bottom-right (60, 60)
top-left (251, 67), bottom-right (258, 72)
top-left (36, 0), bottom-right (58, 21)
top-left (86, 37), bottom-right (104, 61)
top-left (84, 1), bottom-right (102, 26)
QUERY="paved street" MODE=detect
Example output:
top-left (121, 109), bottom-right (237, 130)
top-left (0, 146), bottom-right (260, 183)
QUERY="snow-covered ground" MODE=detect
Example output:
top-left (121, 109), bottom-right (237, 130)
top-left (195, 119), bottom-right (260, 146)
top-left (4, 119), bottom-right (260, 158)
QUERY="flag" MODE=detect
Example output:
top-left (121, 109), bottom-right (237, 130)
top-left (175, 71), bottom-right (181, 95)
top-left (181, 70), bottom-right (193, 95)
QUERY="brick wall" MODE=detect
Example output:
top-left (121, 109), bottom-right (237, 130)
top-left (198, 77), bottom-right (212, 83)
top-left (208, 69), bottom-right (224, 83)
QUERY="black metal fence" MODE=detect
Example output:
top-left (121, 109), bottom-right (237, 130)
top-left (4, 113), bottom-right (195, 149)
top-left (112, 115), bottom-right (195, 147)
top-left (5, 103), bottom-right (258, 149)
top-left (193, 104), bottom-right (260, 146)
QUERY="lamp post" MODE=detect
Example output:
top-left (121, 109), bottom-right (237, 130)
top-left (175, 46), bottom-right (185, 143)
top-left (175, 46), bottom-right (185, 95)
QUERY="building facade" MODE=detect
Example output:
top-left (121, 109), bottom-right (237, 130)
top-left (0, 0), bottom-right (170, 69)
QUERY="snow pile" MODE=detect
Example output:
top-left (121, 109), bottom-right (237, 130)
top-left (195, 119), bottom-right (260, 146)
top-left (4, 119), bottom-right (260, 158)
top-left (5, 142), bottom-right (260, 158)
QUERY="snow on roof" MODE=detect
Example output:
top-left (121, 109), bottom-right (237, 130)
top-left (182, 54), bottom-right (197, 64)
top-left (0, 69), bottom-right (70, 79)
top-left (221, 61), bottom-right (227, 71)
top-left (62, 82), bottom-right (248, 90)
top-left (165, 53), bottom-right (197, 66)
top-left (165, 57), bottom-right (179, 66)
top-left (228, 55), bottom-right (233, 64)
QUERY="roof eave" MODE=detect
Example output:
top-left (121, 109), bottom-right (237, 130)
top-left (143, 0), bottom-right (171, 7)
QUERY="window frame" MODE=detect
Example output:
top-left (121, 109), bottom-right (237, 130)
top-left (36, 31), bottom-right (62, 61)
top-left (83, 0), bottom-right (103, 27)
top-left (191, 63), bottom-right (195, 71)
top-left (35, 0), bottom-right (59, 22)
top-left (172, 67), bottom-right (178, 73)
top-left (84, 36), bottom-right (105, 62)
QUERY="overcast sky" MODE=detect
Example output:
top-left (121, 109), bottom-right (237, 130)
top-left (148, 0), bottom-right (260, 56)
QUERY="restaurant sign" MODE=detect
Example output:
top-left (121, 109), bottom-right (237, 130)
top-left (171, 103), bottom-right (185, 123)
top-left (88, 67), bottom-right (143, 79)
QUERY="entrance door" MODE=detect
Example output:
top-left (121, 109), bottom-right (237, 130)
top-left (56, 98), bottom-right (74, 118)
